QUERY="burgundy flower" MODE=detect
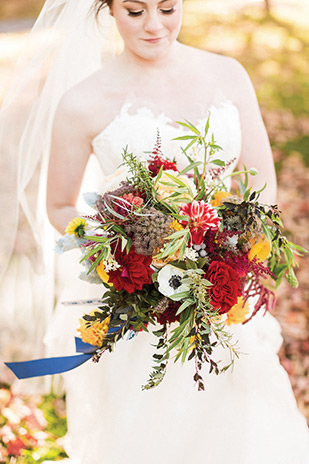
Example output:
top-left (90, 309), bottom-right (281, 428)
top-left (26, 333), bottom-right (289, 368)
top-left (148, 155), bottom-right (178, 177)
top-left (206, 261), bottom-right (241, 314)
top-left (155, 302), bottom-right (181, 325)
top-left (109, 246), bottom-right (153, 293)
top-left (179, 201), bottom-right (221, 244)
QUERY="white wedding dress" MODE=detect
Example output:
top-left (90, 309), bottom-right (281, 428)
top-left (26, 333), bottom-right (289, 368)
top-left (44, 100), bottom-right (309, 464)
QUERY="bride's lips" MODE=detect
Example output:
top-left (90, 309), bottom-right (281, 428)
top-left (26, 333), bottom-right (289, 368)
top-left (142, 37), bottom-right (163, 44)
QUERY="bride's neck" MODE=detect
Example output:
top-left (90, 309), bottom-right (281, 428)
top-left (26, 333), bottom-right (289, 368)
top-left (117, 41), bottom-right (183, 76)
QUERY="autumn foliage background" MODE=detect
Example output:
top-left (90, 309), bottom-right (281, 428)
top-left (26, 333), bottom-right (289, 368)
top-left (0, 0), bottom-right (308, 461)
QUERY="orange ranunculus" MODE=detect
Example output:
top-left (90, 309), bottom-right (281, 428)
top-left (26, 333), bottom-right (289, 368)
top-left (248, 234), bottom-right (271, 262)
top-left (78, 312), bottom-right (110, 347)
top-left (226, 297), bottom-right (250, 325)
top-left (210, 191), bottom-right (232, 207)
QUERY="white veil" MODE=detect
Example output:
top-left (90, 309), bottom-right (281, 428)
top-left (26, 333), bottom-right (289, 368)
top-left (0, 0), bottom-right (118, 391)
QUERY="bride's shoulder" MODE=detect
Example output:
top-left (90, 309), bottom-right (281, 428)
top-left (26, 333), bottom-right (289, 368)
top-left (181, 44), bottom-right (255, 102)
top-left (54, 67), bottom-right (118, 139)
top-left (183, 45), bottom-right (248, 76)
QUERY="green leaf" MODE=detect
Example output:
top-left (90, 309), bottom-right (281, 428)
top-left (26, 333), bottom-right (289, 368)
top-left (162, 172), bottom-right (188, 186)
top-left (210, 144), bottom-right (223, 151)
top-left (159, 241), bottom-right (182, 258)
top-left (186, 259), bottom-right (198, 270)
top-left (178, 161), bottom-right (202, 176)
top-left (87, 249), bottom-right (105, 274)
top-left (152, 328), bottom-right (166, 337)
top-left (243, 187), bottom-right (252, 202)
top-left (256, 182), bottom-right (267, 194)
top-left (172, 135), bottom-right (197, 141)
top-left (165, 228), bottom-right (189, 240)
top-left (176, 298), bottom-right (194, 315)
top-left (80, 243), bottom-right (104, 262)
top-left (176, 120), bottom-right (201, 135)
top-left (84, 235), bottom-right (109, 243)
top-left (168, 291), bottom-right (191, 301)
top-left (121, 235), bottom-right (127, 252)
top-left (204, 115), bottom-right (210, 137)
top-left (211, 159), bottom-right (226, 167)
top-left (172, 213), bottom-right (190, 223)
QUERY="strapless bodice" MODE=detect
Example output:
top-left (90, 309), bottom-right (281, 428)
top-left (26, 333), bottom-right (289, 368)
top-left (91, 100), bottom-right (242, 187)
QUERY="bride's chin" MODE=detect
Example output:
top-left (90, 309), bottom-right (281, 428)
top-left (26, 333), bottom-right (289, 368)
top-left (127, 43), bottom-right (176, 63)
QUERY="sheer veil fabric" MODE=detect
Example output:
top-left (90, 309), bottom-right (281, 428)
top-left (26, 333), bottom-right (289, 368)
top-left (0, 0), bottom-right (118, 388)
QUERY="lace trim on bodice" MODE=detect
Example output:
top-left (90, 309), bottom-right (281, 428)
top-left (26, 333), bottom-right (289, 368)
top-left (91, 100), bottom-right (242, 189)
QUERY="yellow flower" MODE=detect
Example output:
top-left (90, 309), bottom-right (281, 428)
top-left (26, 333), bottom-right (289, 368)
top-left (96, 261), bottom-right (110, 284)
top-left (170, 219), bottom-right (183, 232)
top-left (65, 217), bottom-right (88, 237)
top-left (189, 333), bottom-right (201, 349)
top-left (248, 234), bottom-right (271, 262)
top-left (78, 312), bottom-right (110, 347)
top-left (226, 297), bottom-right (250, 325)
top-left (210, 191), bottom-right (232, 207)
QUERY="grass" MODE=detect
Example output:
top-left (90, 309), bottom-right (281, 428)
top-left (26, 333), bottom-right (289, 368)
top-left (0, 0), bottom-right (44, 20)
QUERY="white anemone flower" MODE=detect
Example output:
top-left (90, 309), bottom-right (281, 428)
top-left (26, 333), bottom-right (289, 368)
top-left (157, 264), bottom-right (190, 297)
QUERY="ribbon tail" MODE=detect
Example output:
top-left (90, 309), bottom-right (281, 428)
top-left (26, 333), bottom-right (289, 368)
top-left (5, 353), bottom-right (92, 379)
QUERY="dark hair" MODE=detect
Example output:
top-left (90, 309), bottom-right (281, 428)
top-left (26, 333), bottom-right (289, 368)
top-left (95, 0), bottom-right (113, 17)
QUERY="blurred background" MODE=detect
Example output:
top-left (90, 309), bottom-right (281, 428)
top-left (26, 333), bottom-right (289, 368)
top-left (0, 0), bottom-right (308, 462)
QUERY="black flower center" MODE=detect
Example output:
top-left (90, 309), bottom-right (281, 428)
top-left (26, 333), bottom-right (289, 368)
top-left (169, 275), bottom-right (182, 290)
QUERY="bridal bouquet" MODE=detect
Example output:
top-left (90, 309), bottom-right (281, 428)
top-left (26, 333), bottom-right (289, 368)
top-left (58, 118), bottom-right (303, 390)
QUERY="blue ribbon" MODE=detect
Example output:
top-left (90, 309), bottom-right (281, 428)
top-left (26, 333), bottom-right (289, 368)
top-left (5, 325), bottom-right (121, 380)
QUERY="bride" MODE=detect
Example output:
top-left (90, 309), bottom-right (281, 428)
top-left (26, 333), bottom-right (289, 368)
top-left (3, 0), bottom-right (309, 462)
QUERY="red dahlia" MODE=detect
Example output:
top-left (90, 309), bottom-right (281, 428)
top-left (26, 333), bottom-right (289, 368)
top-left (108, 246), bottom-right (153, 293)
top-left (206, 261), bottom-right (241, 314)
top-left (179, 200), bottom-right (221, 244)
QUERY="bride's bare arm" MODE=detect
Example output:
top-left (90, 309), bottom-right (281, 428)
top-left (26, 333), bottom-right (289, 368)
top-left (47, 94), bottom-right (93, 235)
top-left (230, 61), bottom-right (277, 204)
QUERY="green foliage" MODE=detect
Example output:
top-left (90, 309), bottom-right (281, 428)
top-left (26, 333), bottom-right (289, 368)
top-left (21, 445), bottom-right (68, 463)
top-left (122, 148), bottom-right (154, 200)
top-left (39, 394), bottom-right (67, 438)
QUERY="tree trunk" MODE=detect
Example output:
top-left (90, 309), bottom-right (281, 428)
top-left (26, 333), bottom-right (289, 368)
top-left (264, 0), bottom-right (271, 13)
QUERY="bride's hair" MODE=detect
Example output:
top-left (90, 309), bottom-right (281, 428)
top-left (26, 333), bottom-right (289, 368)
top-left (95, 0), bottom-right (113, 16)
